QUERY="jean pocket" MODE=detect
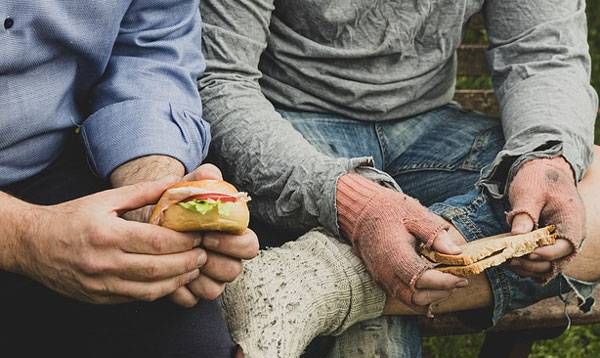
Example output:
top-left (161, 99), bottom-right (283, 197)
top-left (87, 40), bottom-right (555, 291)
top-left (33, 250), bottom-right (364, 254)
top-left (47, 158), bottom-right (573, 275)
top-left (388, 118), bottom-right (504, 177)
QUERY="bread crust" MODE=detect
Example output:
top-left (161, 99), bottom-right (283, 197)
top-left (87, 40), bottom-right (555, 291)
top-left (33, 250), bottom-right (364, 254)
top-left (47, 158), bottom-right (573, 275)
top-left (149, 180), bottom-right (250, 234)
top-left (421, 226), bottom-right (556, 277)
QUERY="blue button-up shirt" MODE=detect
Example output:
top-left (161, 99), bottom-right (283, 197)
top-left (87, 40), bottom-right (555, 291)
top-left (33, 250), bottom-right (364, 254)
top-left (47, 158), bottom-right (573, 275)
top-left (0, 1), bottom-right (209, 186)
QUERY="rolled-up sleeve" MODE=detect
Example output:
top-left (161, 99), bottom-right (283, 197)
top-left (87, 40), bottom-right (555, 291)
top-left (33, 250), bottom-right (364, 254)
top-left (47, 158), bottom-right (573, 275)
top-left (480, 0), bottom-right (598, 196)
top-left (81, 0), bottom-right (209, 178)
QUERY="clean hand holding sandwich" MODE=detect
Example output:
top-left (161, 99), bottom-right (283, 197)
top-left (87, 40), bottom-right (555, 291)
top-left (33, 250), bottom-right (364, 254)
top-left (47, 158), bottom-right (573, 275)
top-left (150, 180), bottom-right (250, 234)
top-left (147, 164), bottom-right (259, 308)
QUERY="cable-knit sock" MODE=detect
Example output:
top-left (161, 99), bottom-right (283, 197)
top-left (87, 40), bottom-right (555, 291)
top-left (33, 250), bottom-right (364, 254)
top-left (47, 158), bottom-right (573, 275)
top-left (221, 229), bottom-right (386, 358)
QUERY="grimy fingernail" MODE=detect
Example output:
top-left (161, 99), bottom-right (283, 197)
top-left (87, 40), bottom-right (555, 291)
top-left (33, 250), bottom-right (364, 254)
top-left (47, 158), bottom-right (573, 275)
top-left (528, 254), bottom-right (541, 260)
top-left (456, 280), bottom-right (469, 288)
top-left (193, 238), bottom-right (203, 247)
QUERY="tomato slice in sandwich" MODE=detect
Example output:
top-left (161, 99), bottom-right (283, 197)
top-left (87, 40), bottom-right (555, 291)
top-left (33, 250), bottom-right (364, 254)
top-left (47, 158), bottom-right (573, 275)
top-left (188, 193), bottom-right (238, 203)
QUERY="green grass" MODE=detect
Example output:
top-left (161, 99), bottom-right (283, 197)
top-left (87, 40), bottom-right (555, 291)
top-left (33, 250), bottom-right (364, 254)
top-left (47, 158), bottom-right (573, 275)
top-left (424, 324), bottom-right (600, 358)
top-left (426, 2), bottom-right (600, 356)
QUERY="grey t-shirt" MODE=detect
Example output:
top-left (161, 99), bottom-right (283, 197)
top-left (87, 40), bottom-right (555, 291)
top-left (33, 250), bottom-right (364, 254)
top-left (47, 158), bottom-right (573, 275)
top-left (199, 0), bottom-right (598, 236)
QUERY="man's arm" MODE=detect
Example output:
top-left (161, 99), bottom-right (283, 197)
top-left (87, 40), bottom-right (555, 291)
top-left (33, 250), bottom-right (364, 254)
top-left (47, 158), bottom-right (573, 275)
top-left (200, 0), bottom-right (377, 235)
top-left (81, 0), bottom-right (209, 181)
top-left (111, 155), bottom-right (184, 188)
top-left (0, 183), bottom-right (206, 303)
top-left (481, 0), bottom-right (598, 194)
top-left (481, 0), bottom-right (598, 279)
top-left (0, 192), bottom-right (33, 272)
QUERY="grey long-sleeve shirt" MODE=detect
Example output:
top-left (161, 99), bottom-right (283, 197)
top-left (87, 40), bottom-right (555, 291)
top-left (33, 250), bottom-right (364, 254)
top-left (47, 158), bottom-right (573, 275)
top-left (199, 0), bottom-right (598, 236)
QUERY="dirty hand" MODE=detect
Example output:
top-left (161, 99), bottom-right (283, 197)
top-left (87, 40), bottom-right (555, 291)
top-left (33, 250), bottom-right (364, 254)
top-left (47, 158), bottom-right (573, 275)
top-left (337, 174), bottom-right (467, 309)
top-left (507, 156), bottom-right (585, 281)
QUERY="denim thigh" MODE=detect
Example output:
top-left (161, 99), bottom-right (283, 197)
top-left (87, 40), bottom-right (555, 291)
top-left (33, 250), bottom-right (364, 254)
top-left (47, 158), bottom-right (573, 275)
top-left (278, 109), bottom-right (385, 169)
top-left (380, 104), bottom-right (504, 206)
top-left (280, 105), bottom-right (596, 326)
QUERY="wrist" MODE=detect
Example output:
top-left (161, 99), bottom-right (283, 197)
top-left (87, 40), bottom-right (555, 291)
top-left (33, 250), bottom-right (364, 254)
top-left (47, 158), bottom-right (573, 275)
top-left (521, 156), bottom-right (574, 180)
top-left (110, 155), bottom-right (185, 188)
top-left (0, 193), bottom-right (41, 272)
top-left (336, 174), bottom-right (388, 239)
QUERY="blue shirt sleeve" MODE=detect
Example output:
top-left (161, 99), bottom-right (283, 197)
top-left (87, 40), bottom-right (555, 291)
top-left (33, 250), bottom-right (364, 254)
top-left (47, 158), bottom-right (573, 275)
top-left (81, 0), bottom-right (209, 178)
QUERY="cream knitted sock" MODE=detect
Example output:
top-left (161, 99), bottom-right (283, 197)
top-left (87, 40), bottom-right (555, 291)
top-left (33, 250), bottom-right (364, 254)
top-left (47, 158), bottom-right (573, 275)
top-left (221, 229), bottom-right (386, 358)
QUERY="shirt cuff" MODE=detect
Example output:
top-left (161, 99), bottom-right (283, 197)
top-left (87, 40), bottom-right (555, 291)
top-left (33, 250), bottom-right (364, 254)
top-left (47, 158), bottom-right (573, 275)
top-left (81, 100), bottom-right (210, 178)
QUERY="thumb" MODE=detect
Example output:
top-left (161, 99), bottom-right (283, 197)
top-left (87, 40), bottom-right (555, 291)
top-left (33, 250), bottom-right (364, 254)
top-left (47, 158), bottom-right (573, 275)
top-left (183, 163), bottom-right (223, 181)
top-left (510, 212), bottom-right (536, 235)
top-left (101, 177), bottom-right (177, 212)
top-left (431, 230), bottom-right (462, 255)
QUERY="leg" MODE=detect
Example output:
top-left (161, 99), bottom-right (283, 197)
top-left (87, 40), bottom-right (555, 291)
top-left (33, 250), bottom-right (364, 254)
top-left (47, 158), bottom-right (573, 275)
top-left (1, 134), bottom-right (235, 358)
top-left (222, 150), bottom-right (600, 356)
top-left (277, 109), bottom-right (421, 358)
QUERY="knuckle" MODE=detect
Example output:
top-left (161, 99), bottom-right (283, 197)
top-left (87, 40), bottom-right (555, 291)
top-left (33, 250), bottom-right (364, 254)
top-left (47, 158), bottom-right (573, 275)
top-left (88, 226), bottom-right (110, 247)
top-left (187, 254), bottom-right (201, 271)
top-left (175, 275), bottom-right (188, 288)
top-left (144, 264), bottom-right (161, 279)
top-left (79, 256), bottom-right (104, 275)
top-left (149, 236), bottom-right (164, 253)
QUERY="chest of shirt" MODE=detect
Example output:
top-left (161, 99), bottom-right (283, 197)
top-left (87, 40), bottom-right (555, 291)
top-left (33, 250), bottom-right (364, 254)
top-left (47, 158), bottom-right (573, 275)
top-left (0, 2), bottom-right (130, 74)
top-left (272, 0), bottom-right (484, 49)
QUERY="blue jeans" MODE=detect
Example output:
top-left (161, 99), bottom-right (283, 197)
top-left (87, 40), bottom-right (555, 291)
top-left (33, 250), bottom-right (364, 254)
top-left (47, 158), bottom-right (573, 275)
top-left (278, 104), bottom-right (596, 357)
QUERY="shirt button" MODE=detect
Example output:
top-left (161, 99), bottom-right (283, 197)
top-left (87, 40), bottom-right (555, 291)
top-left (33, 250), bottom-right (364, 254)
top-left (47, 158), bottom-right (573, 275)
top-left (4, 17), bottom-right (14, 30)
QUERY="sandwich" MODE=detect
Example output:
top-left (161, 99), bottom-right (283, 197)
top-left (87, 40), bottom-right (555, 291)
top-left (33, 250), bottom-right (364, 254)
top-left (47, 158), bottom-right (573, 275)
top-left (149, 180), bottom-right (250, 234)
top-left (420, 226), bottom-right (557, 276)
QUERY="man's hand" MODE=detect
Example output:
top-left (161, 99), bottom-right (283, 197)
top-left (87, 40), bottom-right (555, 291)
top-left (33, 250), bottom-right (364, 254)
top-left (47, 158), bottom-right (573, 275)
top-left (337, 174), bottom-right (467, 310)
top-left (507, 156), bottom-right (585, 280)
top-left (9, 179), bottom-right (207, 304)
top-left (111, 155), bottom-right (185, 223)
top-left (171, 229), bottom-right (259, 307)
top-left (167, 164), bottom-right (260, 307)
top-left (110, 157), bottom-right (258, 306)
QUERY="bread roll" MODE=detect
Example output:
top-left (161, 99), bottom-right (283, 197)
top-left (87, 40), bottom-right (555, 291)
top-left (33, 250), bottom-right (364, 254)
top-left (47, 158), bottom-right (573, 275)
top-left (149, 180), bottom-right (250, 234)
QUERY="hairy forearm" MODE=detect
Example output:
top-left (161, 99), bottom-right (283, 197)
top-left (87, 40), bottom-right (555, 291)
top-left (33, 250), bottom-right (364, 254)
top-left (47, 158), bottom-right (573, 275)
top-left (110, 155), bottom-right (185, 188)
top-left (0, 192), bottom-right (38, 272)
